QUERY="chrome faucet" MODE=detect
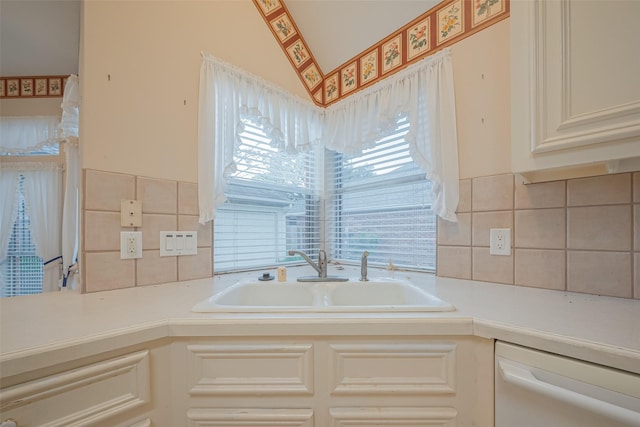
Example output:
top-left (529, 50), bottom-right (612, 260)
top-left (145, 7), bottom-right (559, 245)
top-left (288, 249), bottom-right (327, 279)
top-left (360, 250), bottom-right (369, 281)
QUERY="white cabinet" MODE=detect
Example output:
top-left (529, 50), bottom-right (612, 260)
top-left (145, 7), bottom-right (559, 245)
top-left (0, 340), bottom-right (174, 427)
top-left (0, 350), bottom-right (152, 427)
top-left (511, 0), bottom-right (640, 182)
top-left (171, 336), bottom-right (493, 426)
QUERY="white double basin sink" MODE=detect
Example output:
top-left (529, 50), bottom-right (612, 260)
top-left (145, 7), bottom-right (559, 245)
top-left (192, 278), bottom-right (455, 313)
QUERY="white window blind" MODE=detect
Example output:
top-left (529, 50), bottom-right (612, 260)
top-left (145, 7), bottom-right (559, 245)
top-left (327, 117), bottom-right (437, 271)
top-left (1, 175), bottom-right (44, 297)
top-left (214, 121), bottom-right (322, 271)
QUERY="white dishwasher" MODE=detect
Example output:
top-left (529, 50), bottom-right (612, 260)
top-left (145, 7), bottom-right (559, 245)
top-left (495, 341), bottom-right (640, 427)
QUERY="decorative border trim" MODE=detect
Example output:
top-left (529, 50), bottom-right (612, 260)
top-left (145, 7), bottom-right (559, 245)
top-left (252, 0), bottom-right (509, 106)
top-left (0, 75), bottom-right (68, 98)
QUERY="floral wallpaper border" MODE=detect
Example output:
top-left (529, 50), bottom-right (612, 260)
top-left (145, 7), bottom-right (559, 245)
top-left (0, 75), bottom-right (68, 98)
top-left (252, 0), bottom-right (509, 106)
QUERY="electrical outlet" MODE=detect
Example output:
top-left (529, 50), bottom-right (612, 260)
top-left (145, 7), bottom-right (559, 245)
top-left (121, 231), bottom-right (142, 259)
top-left (490, 228), bottom-right (511, 256)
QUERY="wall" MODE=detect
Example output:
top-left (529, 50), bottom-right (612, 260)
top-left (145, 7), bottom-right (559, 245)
top-left (437, 173), bottom-right (640, 300)
top-left (80, 0), bottom-right (307, 183)
top-left (451, 19), bottom-right (510, 180)
top-left (78, 1), bottom-right (310, 292)
top-left (79, 7), bottom-right (639, 301)
top-left (0, 97), bottom-right (62, 117)
top-left (83, 169), bottom-right (212, 292)
top-left (442, 19), bottom-right (639, 300)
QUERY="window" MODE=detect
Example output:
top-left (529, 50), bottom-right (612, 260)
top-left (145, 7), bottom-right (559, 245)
top-left (214, 117), bottom-right (436, 273)
top-left (213, 121), bottom-right (322, 271)
top-left (327, 117), bottom-right (436, 271)
top-left (1, 175), bottom-right (44, 297)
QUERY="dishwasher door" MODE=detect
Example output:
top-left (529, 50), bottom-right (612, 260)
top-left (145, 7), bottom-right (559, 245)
top-left (495, 342), bottom-right (640, 427)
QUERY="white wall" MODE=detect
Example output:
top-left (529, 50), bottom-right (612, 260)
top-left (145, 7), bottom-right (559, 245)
top-left (81, 0), bottom-right (307, 183)
top-left (1, 98), bottom-right (62, 116)
top-left (452, 19), bottom-right (511, 179)
top-left (80, 1), bottom-right (511, 183)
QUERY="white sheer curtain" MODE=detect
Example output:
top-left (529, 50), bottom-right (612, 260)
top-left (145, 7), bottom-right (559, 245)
top-left (0, 116), bottom-right (60, 155)
top-left (59, 75), bottom-right (80, 290)
top-left (323, 48), bottom-right (459, 222)
top-left (198, 49), bottom-right (459, 222)
top-left (0, 169), bottom-right (21, 263)
top-left (2, 162), bottom-right (64, 292)
top-left (197, 52), bottom-right (324, 224)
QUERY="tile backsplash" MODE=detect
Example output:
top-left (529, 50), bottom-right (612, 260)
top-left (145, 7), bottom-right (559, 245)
top-left (83, 168), bottom-right (639, 300)
top-left (82, 169), bottom-right (212, 293)
top-left (437, 172), bottom-right (640, 299)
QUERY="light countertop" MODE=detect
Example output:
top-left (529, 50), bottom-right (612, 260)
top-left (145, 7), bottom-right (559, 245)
top-left (1, 267), bottom-right (639, 378)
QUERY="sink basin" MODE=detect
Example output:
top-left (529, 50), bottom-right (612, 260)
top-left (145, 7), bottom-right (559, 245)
top-left (192, 278), bottom-right (454, 313)
top-left (329, 281), bottom-right (453, 311)
top-left (192, 282), bottom-right (316, 311)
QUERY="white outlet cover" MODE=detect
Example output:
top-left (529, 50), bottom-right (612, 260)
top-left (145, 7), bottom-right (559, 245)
top-left (120, 231), bottom-right (142, 259)
top-left (489, 228), bottom-right (511, 256)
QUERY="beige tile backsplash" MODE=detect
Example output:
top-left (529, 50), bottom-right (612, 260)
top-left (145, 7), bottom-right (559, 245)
top-left (82, 169), bottom-right (212, 292)
top-left (438, 172), bottom-right (640, 300)
top-left (83, 168), bottom-right (639, 300)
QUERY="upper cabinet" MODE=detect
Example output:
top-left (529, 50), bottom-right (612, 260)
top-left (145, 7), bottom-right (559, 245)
top-left (511, 0), bottom-right (640, 182)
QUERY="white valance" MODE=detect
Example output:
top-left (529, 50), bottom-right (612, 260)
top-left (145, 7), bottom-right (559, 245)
top-left (198, 52), bottom-right (324, 224)
top-left (323, 48), bottom-right (459, 221)
top-left (0, 116), bottom-right (60, 155)
top-left (198, 49), bottom-right (459, 223)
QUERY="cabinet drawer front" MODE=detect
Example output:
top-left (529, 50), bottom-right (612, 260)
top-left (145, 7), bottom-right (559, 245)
top-left (329, 342), bottom-right (456, 395)
top-left (0, 350), bottom-right (150, 427)
top-left (330, 407), bottom-right (457, 427)
top-left (187, 408), bottom-right (314, 427)
top-left (187, 343), bottom-right (314, 395)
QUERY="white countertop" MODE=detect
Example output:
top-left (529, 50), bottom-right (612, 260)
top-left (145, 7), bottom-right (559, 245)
top-left (1, 267), bottom-right (639, 378)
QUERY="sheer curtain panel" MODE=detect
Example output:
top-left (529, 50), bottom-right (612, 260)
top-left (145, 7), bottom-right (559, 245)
top-left (322, 48), bottom-right (459, 222)
top-left (21, 163), bottom-right (64, 292)
top-left (59, 75), bottom-right (80, 290)
top-left (197, 52), bottom-right (324, 224)
top-left (0, 170), bottom-right (21, 263)
top-left (0, 116), bottom-right (60, 155)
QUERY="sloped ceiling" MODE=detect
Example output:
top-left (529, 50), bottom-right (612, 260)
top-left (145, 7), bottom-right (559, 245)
top-left (0, 0), bottom-right (438, 78)
top-left (286, 0), bottom-right (442, 73)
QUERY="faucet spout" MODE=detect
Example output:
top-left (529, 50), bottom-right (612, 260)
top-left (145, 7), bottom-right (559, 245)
top-left (360, 251), bottom-right (369, 281)
top-left (288, 249), bottom-right (328, 278)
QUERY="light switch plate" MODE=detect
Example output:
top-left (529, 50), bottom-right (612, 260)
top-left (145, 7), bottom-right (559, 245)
top-left (121, 199), bottom-right (142, 227)
top-left (160, 231), bottom-right (198, 256)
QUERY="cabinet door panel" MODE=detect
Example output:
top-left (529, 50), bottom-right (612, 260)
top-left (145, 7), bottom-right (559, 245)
top-left (328, 342), bottom-right (456, 395)
top-left (0, 350), bottom-right (150, 427)
top-left (511, 0), bottom-right (640, 177)
top-left (186, 343), bottom-right (314, 395)
top-left (186, 408), bottom-right (314, 427)
top-left (534, 0), bottom-right (640, 153)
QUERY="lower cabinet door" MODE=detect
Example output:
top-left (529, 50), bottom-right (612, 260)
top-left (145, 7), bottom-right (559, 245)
top-left (0, 350), bottom-right (150, 427)
top-left (186, 408), bottom-right (314, 427)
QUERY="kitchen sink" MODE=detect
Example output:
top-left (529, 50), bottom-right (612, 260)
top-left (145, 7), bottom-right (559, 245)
top-left (192, 278), bottom-right (454, 313)
top-left (194, 282), bottom-right (316, 310)
top-left (329, 280), bottom-right (453, 310)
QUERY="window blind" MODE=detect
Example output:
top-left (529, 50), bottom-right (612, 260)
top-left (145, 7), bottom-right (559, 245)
top-left (213, 121), bottom-right (322, 272)
top-left (327, 117), bottom-right (437, 271)
top-left (1, 175), bottom-right (44, 297)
